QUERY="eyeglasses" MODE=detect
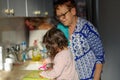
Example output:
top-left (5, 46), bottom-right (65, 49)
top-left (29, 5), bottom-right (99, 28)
top-left (56, 9), bottom-right (71, 20)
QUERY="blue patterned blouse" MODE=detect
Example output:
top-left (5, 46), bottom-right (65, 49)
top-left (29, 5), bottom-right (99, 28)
top-left (69, 17), bottom-right (105, 80)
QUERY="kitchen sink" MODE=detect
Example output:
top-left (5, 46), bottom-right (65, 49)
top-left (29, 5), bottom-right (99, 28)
top-left (21, 60), bottom-right (42, 70)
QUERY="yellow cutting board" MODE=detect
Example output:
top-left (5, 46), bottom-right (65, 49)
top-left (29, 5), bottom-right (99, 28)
top-left (22, 70), bottom-right (49, 80)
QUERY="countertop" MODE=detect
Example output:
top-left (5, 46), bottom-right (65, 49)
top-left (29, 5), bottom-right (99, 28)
top-left (0, 60), bottom-right (46, 80)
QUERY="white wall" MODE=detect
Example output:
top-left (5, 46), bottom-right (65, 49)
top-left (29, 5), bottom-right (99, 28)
top-left (99, 0), bottom-right (120, 80)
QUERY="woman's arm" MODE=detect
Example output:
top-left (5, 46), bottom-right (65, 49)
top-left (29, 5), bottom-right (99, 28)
top-left (94, 63), bottom-right (103, 80)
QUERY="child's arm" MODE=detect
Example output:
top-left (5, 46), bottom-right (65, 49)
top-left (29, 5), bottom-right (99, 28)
top-left (39, 52), bottom-right (67, 79)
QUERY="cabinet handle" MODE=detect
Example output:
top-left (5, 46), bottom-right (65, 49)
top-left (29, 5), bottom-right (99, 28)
top-left (44, 12), bottom-right (48, 16)
top-left (4, 9), bottom-right (14, 15)
top-left (10, 9), bottom-right (14, 15)
top-left (34, 11), bottom-right (41, 15)
top-left (4, 9), bottom-right (10, 15)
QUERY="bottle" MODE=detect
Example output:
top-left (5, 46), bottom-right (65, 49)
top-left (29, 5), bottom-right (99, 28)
top-left (32, 40), bottom-right (41, 61)
top-left (32, 48), bottom-right (41, 61)
top-left (21, 41), bottom-right (27, 51)
top-left (41, 45), bottom-right (48, 59)
top-left (22, 51), bottom-right (27, 62)
top-left (0, 46), bottom-right (3, 70)
top-left (21, 41), bottom-right (27, 62)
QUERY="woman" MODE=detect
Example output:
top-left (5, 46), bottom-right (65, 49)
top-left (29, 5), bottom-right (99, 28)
top-left (54, 0), bottom-right (105, 80)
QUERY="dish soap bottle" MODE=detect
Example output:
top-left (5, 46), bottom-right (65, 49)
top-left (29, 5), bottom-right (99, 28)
top-left (32, 40), bottom-right (41, 61)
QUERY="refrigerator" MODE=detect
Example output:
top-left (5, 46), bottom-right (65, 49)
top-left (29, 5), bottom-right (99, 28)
top-left (75, 0), bottom-right (100, 28)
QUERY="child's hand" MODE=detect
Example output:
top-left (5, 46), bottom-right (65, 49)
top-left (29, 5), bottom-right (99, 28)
top-left (38, 64), bottom-right (47, 70)
top-left (39, 74), bottom-right (44, 78)
top-left (39, 71), bottom-right (47, 79)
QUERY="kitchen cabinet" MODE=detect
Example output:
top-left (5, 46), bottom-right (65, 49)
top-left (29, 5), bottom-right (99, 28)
top-left (0, 0), bottom-right (26, 17)
top-left (0, 0), bottom-right (54, 17)
top-left (27, 0), bottom-right (43, 17)
top-left (25, 0), bottom-right (54, 17)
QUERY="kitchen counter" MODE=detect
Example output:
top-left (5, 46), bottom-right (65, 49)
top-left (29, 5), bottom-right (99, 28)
top-left (0, 62), bottom-right (30, 80)
top-left (0, 60), bottom-right (47, 80)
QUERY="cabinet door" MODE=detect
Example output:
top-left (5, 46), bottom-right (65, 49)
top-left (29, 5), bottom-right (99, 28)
top-left (27, 0), bottom-right (37, 17)
top-left (0, 0), bottom-right (8, 16)
top-left (0, 0), bottom-right (26, 17)
top-left (27, 0), bottom-right (54, 17)
top-left (37, 0), bottom-right (44, 17)
top-left (27, 0), bottom-right (43, 17)
top-left (9, 0), bottom-right (26, 16)
top-left (0, 0), bottom-right (54, 17)
top-left (44, 0), bottom-right (54, 17)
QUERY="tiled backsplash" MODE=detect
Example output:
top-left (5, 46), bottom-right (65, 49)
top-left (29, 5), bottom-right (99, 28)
top-left (0, 17), bottom-right (28, 47)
